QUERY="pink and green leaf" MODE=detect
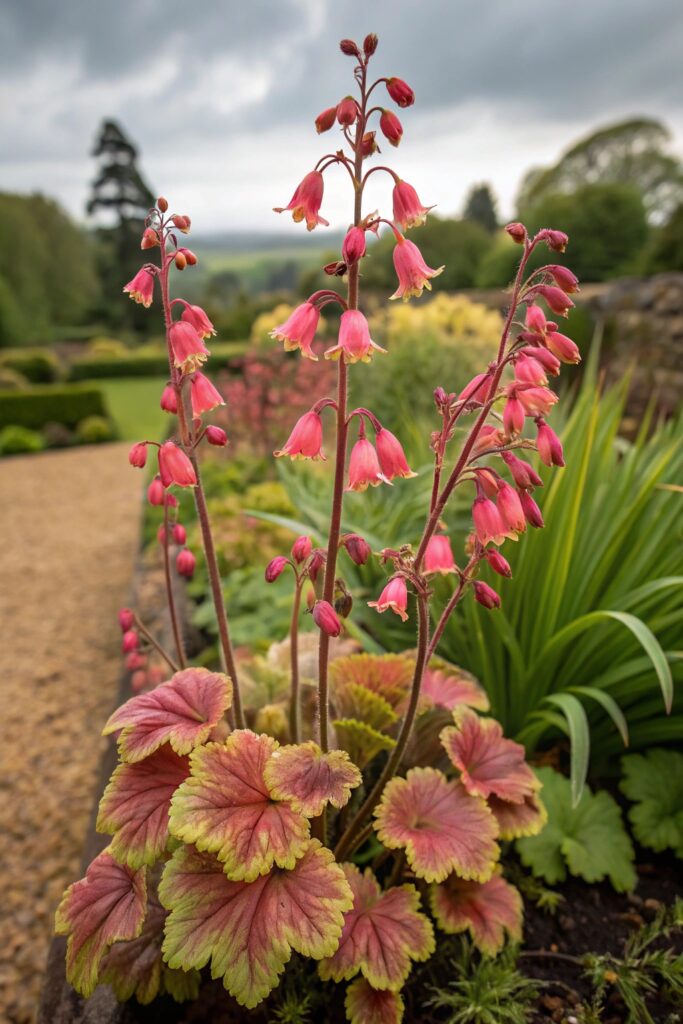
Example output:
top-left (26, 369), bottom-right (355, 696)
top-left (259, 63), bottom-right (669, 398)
top-left (345, 977), bottom-right (405, 1024)
top-left (159, 840), bottom-right (353, 1008)
top-left (168, 729), bottom-right (310, 882)
top-left (333, 719), bottom-right (396, 770)
top-left (97, 745), bottom-right (190, 868)
top-left (319, 864), bottom-right (434, 990)
top-left (264, 741), bottom-right (362, 817)
top-left (430, 874), bottom-right (523, 956)
top-left (99, 892), bottom-right (200, 1004)
top-left (441, 707), bottom-right (539, 803)
top-left (416, 665), bottom-right (490, 713)
top-left (334, 682), bottom-right (398, 732)
top-left (330, 654), bottom-right (414, 710)
top-left (374, 767), bottom-right (499, 884)
top-left (103, 668), bottom-right (232, 762)
top-left (489, 793), bottom-right (548, 840)
top-left (55, 851), bottom-right (147, 997)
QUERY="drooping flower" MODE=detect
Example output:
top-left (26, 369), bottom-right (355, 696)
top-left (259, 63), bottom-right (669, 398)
top-left (545, 331), bottom-right (581, 364)
top-left (140, 227), bottom-right (159, 250)
top-left (160, 384), bottom-right (178, 413)
top-left (536, 284), bottom-right (574, 317)
top-left (505, 222), bottom-right (526, 244)
top-left (275, 411), bottom-right (325, 460)
top-left (123, 268), bottom-right (154, 308)
top-left (424, 534), bottom-right (456, 575)
top-left (472, 496), bottom-right (509, 547)
top-left (368, 576), bottom-right (409, 622)
top-left (379, 109), bottom-right (403, 146)
top-left (391, 237), bottom-right (444, 301)
top-left (336, 96), bottom-right (358, 125)
top-left (169, 321), bottom-right (210, 373)
top-left (315, 106), bottom-right (337, 133)
top-left (519, 489), bottom-right (545, 528)
top-left (458, 372), bottom-right (494, 405)
top-left (172, 523), bottom-right (187, 544)
top-left (485, 548), bottom-right (512, 578)
top-left (274, 171), bottom-right (329, 231)
top-left (514, 355), bottom-right (547, 387)
top-left (501, 451), bottom-right (543, 490)
top-left (392, 179), bottom-right (432, 230)
top-left (270, 302), bottom-right (321, 359)
top-left (176, 548), bottom-right (196, 578)
top-left (346, 437), bottom-right (388, 491)
top-left (496, 482), bottom-right (526, 534)
top-left (473, 581), bottom-right (501, 609)
top-left (190, 372), bottom-right (225, 415)
top-left (205, 425), bottom-right (228, 447)
top-left (325, 309), bottom-right (385, 363)
top-left (375, 427), bottom-right (416, 481)
top-left (546, 265), bottom-right (579, 294)
top-left (517, 386), bottom-right (558, 418)
top-left (520, 345), bottom-right (561, 376)
top-left (128, 442), bottom-right (147, 468)
top-left (122, 630), bottom-right (139, 653)
top-left (147, 476), bottom-right (165, 506)
top-left (386, 77), bottom-right (415, 107)
top-left (180, 304), bottom-right (216, 340)
top-left (313, 600), bottom-right (342, 637)
top-left (536, 420), bottom-right (565, 467)
top-left (118, 608), bottom-right (134, 632)
top-left (342, 533), bottom-right (371, 566)
top-left (157, 442), bottom-right (197, 488)
top-left (342, 226), bottom-right (366, 267)
top-left (503, 393), bottom-right (525, 436)
top-left (525, 304), bottom-right (547, 337)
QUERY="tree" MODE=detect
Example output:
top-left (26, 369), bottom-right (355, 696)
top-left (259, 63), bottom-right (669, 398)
top-left (644, 203), bottom-right (683, 273)
top-left (517, 118), bottom-right (683, 224)
top-left (87, 120), bottom-right (155, 330)
top-left (463, 184), bottom-right (498, 233)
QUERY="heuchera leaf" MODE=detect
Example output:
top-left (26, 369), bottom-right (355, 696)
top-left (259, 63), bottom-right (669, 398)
top-left (264, 741), bottom-right (362, 818)
top-left (55, 851), bottom-right (147, 997)
top-left (333, 719), bottom-right (397, 770)
top-left (102, 668), bottom-right (232, 762)
top-left (416, 665), bottom-right (490, 713)
top-left (330, 654), bottom-right (414, 710)
top-left (620, 750), bottom-right (683, 857)
top-left (319, 864), bottom-right (434, 990)
top-left (159, 840), bottom-right (353, 1008)
top-left (374, 767), bottom-right (499, 884)
top-left (441, 707), bottom-right (540, 803)
top-left (430, 874), bottom-right (523, 956)
top-left (99, 892), bottom-right (200, 1004)
top-left (517, 767), bottom-right (636, 892)
top-left (345, 976), bottom-right (405, 1024)
top-left (335, 682), bottom-right (399, 732)
top-left (168, 730), bottom-right (310, 882)
top-left (97, 745), bottom-right (190, 868)
top-left (488, 793), bottom-right (547, 840)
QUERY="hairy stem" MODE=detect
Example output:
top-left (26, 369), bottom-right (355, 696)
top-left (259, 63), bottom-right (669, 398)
top-left (162, 501), bottom-right (186, 667)
top-left (289, 580), bottom-right (303, 743)
top-left (133, 614), bottom-right (180, 674)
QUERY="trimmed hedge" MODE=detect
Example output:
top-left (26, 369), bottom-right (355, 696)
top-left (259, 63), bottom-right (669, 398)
top-left (0, 347), bottom-right (62, 383)
top-left (68, 341), bottom-right (249, 380)
top-left (0, 384), bottom-right (109, 430)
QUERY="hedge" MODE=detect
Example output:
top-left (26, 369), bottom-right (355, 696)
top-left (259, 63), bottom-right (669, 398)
top-left (0, 347), bottom-right (62, 383)
top-left (0, 385), bottom-right (109, 430)
top-left (68, 341), bottom-right (249, 380)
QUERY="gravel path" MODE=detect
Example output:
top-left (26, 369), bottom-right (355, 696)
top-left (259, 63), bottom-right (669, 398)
top-left (0, 444), bottom-right (143, 1024)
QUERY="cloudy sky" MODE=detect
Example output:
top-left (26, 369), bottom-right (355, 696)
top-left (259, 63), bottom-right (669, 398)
top-left (2, 0), bottom-right (683, 235)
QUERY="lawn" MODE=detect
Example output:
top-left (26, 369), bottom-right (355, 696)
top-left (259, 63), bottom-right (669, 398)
top-left (91, 377), bottom-right (169, 442)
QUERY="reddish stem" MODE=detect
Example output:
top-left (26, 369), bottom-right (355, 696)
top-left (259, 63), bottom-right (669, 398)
top-left (162, 501), bottom-right (186, 668)
top-left (289, 580), bottom-right (303, 743)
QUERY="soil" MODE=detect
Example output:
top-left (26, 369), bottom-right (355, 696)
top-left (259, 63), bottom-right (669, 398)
top-left (0, 444), bottom-right (143, 1024)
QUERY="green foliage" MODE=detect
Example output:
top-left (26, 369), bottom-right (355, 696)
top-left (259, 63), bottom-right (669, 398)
top-left (0, 347), bottom-right (62, 383)
top-left (425, 940), bottom-right (538, 1023)
top-left (76, 415), bottom-right (116, 444)
top-left (361, 215), bottom-right (493, 292)
top-left (0, 424), bottom-right (45, 455)
top-left (463, 184), bottom-right (498, 233)
top-left (581, 899), bottom-right (683, 1024)
top-left (620, 749), bottom-right (683, 857)
top-left (0, 193), bottom-right (100, 346)
top-left (68, 342), bottom-right (247, 380)
top-left (0, 384), bottom-right (108, 430)
top-left (517, 768), bottom-right (636, 892)
top-left (516, 117), bottom-right (683, 223)
top-left (644, 202), bottom-right (683, 272)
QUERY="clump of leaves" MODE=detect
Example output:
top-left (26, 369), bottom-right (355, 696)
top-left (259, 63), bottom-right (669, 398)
top-left (426, 940), bottom-right (538, 1023)
top-left (620, 749), bottom-right (683, 858)
top-left (581, 898), bottom-right (683, 1024)
top-left (516, 766), bottom-right (636, 892)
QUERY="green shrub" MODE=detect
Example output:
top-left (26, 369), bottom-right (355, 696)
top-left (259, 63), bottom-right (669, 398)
top-left (76, 415), bottom-right (116, 444)
top-left (0, 367), bottom-right (28, 390)
top-left (0, 346), bottom-right (62, 383)
top-left (0, 424), bottom-right (45, 455)
top-left (68, 341), bottom-right (247, 380)
top-left (0, 384), bottom-right (108, 430)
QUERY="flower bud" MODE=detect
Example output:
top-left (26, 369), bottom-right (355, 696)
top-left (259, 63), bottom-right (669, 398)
top-left (336, 96), bottom-right (358, 126)
top-left (545, 331), bottom-right (581, 364)
top-left (342, 226), bottom-right (366, 267)
top-left (308, 548), bottom-right (326, 582)
top-left (526, 304), bottom-right (547, 335)
top-left (434, 386), bottom-right (449, 408)
top-left (343, 533), bottom-right (371, 566)
top-left (520, 346), bottom-right (561, 376)
top-left (312, 600), bottom-right (342, 637)
top-left (157, 196), bottom-right (168, 213)
top-left (515, 355), bottom-right (547, 387)
top-left (546, 265), bottom-right (579, 294)
top-left (315, 106), bottom-right (337, 133)
top-left (386, 77), bottom-right (415, 107)
top-left (265, 555), bottom-right (289, 583)
top-left (458, 372), bottom-right (494, 404)
top-left (496, 482), bottom-right (527, 534)
top-left (147, 476), bottom-right (165, 506)
top-left (503, 395), bottom-right (525, 436)
top-left (176, 548), bottom-right (196, 578)
top-left (536, 421), bottom-right (565, 467)
top-left (506, 222), bottom-right (526, 244)
top-left (128, 442), bottom-right (147, 468)
top-left (158, 441), bottom-right (197, 488)
top-left (543, 229), bottom-right (569, 253)
top-left (473, 580), bottom-right (501, 609)
top-left (171, 215), bottom-right (191, 233)
top-left (339, 38), bottom-right (360, 56)
top-left (178, 246), bottom-right (197, 265)
top-left (160, 384), bottom-right (178, 413)
top-left (360, 131), bottom-right (377, 157)
top-left (485, 548), bottom-right (512, 578)
top-left (205, 425), bottom-right (228, 447)
top-left (292, 536), bottom-right (312, 564)
top-left (519, 489), bottom-right (545, 528)
top-left (379, 109), bottom-right (403, 146)
top-left (174, 251), bottom-right (187, 270)
top-left (126, 651), bottom-right (147, 671)
top-left (122, 630), bottom-right (139, 653)
top-left (536, 285), bottom-right (574, 317)
top-left (172, 523), bottom-right (187, 545)
top-left (118, 608), bottom-right (134, 632)
top-left (501, 451), bottom-right (543, 490)
top-left (363, 33), bottom-right (378, 56)
top-left (141, 228), bottom-right (159, 249)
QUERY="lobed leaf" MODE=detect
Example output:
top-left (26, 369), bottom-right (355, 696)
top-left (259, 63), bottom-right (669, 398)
top-left (430, 874), bottom-right (523, 956)
top-left (330, 653), bottom-right (414, 710)
top-left (345, 976), bottom-right (405, 1024)
top-left (334, 718), bottom-right (397, 769)
top-left (620, 749), bottom-right (683, 857)
top-left (264, 741), bottom-right (362, 818)
top-left (103, 668), bottom-right (232, 762)
top-left (374, 767), bottom-right (499, 884)
top-left (334, 682), bottom-right (399, 731)
top-left (169, 730), bottom-right (310, 882)
top-left (488, 793), bottom-right (547, 840)
top-left (97, 745), bottom-right (190, 869)
top-left (441, 707), bottom-right (539, 804)
top-left (55, 851), bottom-right (147, 997)
top-left (319, 864), bottom-right (434, 990)
top-left (159, 840), bottom-right (352, 1008)
top-left (415, 665), bottom-right (490, 714)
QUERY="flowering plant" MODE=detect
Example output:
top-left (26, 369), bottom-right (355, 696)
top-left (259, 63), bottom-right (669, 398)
top-left (56, 33), bottom-right (581, 1022)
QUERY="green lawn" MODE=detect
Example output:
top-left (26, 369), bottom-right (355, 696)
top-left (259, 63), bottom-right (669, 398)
top-left (90, 377), bottom-right (169, 442)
